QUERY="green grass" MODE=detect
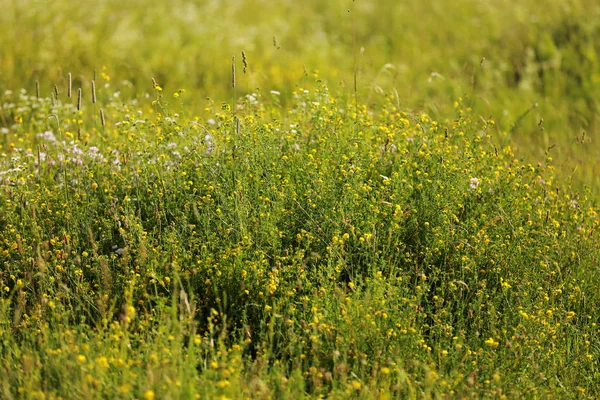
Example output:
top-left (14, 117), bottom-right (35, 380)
top-left (1, 0), bottom-right (600, 398)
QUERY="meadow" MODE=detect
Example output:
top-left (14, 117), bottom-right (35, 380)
top-left (1, 0), bottom-right (599, 398)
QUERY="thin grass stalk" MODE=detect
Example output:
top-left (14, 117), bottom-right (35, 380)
top-left (351, 2), bottom-right (358, 131)
top-left (92, 79), bottom-right (97, 130)
top-left (232, 56), bottom-right (237, 119)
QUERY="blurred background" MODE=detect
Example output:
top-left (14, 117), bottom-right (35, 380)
top-left (1, 0), bottom-right (599, 195)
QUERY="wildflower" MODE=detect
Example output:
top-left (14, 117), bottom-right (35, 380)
top-left (95, 356), bottom-right (109, 368)
top-left (469, 177), bottom-right (480, 190)
top-left (143, 390), bottom-right (155, 400)
top-left (204, 134), bottom-right (214, 154)
top-left (216, 380), bottom-right (230, 388)
top-left (37, 131), bottom-right (57, 142)
top-left (246, 94), bottom-right (258, 104)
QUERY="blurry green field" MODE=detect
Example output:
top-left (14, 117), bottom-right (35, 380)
top-left (1, 0), bottom-right (600, 399)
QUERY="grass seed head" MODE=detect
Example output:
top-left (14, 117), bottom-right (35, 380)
top-left (77, 88), bottom-right (82, 111)
top-left (232, 56), bottom-right (236, 88)
top-left (242, 50), bottom-right (248, 73)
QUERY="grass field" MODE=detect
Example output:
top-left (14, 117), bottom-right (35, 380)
top-left (1, 0), bottom-right (600, 398)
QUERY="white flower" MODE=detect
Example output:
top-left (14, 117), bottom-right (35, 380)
top-left (37, 131), bottom-right (57, 142)
top-left (204, 134), bottom-right (215, 154)
top-left (469, 177), bottom-right (480, 190)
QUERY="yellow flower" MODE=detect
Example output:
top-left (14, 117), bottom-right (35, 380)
top-left (216, 380), bottom-right (230, 388)
top-left (143, 390), bottom-right (155, 400)
top-left (95, 356), bottom-right (109, 368)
